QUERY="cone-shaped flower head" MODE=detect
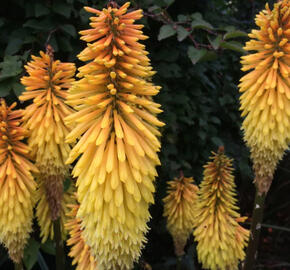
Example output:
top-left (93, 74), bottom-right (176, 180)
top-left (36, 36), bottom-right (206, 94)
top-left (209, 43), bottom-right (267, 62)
top-left (0, 99), bottom-right (38, 263)
top-left (65, 2), bottom-right (164, 269)
top-left (163, 175), bottom-right (198, 257)
top-left (20, 46), bottom-right (76, 241)
top-left (239, 0), bottom-right (290, 193)
top-left (66, 196), bottom-right (97, 270)
top-left (193, 147), bottom-right (249, 270)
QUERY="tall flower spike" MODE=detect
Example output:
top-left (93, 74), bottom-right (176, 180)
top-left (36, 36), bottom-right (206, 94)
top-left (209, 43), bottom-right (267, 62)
top-left (65, 2), bottom-right (164, 269)
top-left (20, 46), bottom-right (76, 241)
top-left (66, 196), bottom-right (97, 270)
top-left (163, 175), bottom-right (198, 257)
top-left (239, 0), bottom-right (290, 193)
top-left (0, 99), bottom-right (38, 263)
top-left (193, 147), bottom-right (249, 270)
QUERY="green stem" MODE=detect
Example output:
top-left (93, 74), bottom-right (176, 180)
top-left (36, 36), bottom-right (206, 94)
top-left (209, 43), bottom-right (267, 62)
top-left (176, 256), bottom-right (182, 270)
top-left (14, 261), bottom-right (23, 270)
top-left (54, 218), bottom-right (65, 270)
top-left (243, 189), bottom-right (266, 270)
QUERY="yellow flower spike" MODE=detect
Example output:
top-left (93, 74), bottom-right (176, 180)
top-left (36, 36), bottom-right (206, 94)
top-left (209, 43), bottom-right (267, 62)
top-left (193, 147), bottom-right (249, 270)
top-left (0, 99), bottom-right (38, 263)
top-left (65, 195), bottom-right (98, 270)
top-left (65, 2), bottom-right (164, 269)
top-left (239, 0), bottom-right (290, 193)
top-left (20, 45), bottom-right (76, 241)
top-left (163, 175), bottom-right (199, 257)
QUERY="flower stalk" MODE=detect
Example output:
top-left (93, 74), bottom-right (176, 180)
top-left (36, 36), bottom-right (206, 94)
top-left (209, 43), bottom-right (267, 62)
top-left (14, 262), bottom-right (23, 270)
top-left (243, 189), bottom-right (266, 270)
top-left (239, 1), bottom-right (290, 267)
top-left (54, 218), bottom-right (65, 270)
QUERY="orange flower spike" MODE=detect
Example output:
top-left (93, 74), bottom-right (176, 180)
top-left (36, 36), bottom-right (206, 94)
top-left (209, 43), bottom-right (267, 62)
top-left (66, 2), bottom-right (164, 269)
top-left (193, 148), bottom-right (249, 270)
top-left (20, 46), bottom-right (76, 242)
top-left (163, 175), bottom-right (199, 257)
top-left (239, 0), bottom-right (290, 193)
top-left (0, 99), bottom-right (37, 263)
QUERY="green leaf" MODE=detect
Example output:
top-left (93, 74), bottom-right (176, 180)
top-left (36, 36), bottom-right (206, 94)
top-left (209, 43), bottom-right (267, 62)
top-left (211, 137), bottom-right (224, 147)
top-left (5, 37), bottom-right (23, 55)
top-left (23, 19), bottom-right (55, 31)
top-left (177, 26), bottom-right (189, 42)
top-left (208, 35), bottom-right (222, 50)
top-left (0, 56), bottom-right (22, 81)
top-left (158, 25), bottom-right (176, 41)
top-left (57, 36), bottom-right (73, 52)
top-left (0, 80), bottom-right (13, 97)
top-left (12, 82), bottom-right (25, 97)
top-left (80, 8), bottom-right (90, 23)
top-left (187, 46), bottom-right (207, 64)
top-left (25, 2), bottom-right (35, 17)
top-left (200, 51), bottom-right (217, 62)
top-left (163, 0), bottom-right (174, 6)
top-left (210, 117), bottom-right (221, 125)
top-left (60, 24), bottom-right (76, 37)
top-left (223, 25), bottom-right (236, 32)
top-left (52, 2), bottom-right (71, 18)
top-left (220, 41), bottom-right (245, 53)
top-left (37, 252), bottom-right (49, 270)
top-left (224, 30), bottom-right (248, 40)
top-left (177, 14), bottom-right (187, 23)
top-left (34, 2), bottom-right (50, 17)
top-left (23, 239), bottom-right (40, 270)
top-left (191, 12), bottom-right (203, 20)
top-left (22, 50), bottom-right (31, 62)
top-left (198, 130), bottom-right (206, 140)
top-left (148, 5), bottom-right (162, 14)
top-left (191, 19), bottom-right (213, 30)
top-left (40, 240), bottom-right (55, 256)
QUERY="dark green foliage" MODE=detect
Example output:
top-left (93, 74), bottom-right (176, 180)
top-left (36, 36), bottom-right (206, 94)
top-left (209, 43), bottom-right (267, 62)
top-left (0, 0), bottom-right (289, 269)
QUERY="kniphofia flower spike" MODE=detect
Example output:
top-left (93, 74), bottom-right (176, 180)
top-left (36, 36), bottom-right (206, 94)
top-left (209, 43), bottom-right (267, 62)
top-left (66, 2), bottom-right (164, 269)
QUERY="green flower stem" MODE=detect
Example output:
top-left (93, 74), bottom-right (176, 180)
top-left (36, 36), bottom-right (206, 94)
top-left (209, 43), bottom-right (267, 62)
top-left (54, 218), bottom-right (65, 270)
top-left (243, 189), bottom-right (266, 270)
top-left (176, 256), bottom-right (182, 270)
top-left (14, 262), bottom-right (23, 270)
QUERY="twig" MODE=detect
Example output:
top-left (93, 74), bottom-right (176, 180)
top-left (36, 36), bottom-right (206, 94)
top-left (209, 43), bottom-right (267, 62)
top-left (244, 221), bottom-right (290, 233)
top-left (256, 262), bottom-right (290, 269)
top-left (143, 8), bottom-right (216, 50)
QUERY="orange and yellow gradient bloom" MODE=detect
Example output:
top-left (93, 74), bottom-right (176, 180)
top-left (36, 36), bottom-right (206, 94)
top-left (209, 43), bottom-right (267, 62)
top-left (20, 46), bottom-right (76, 241)
top-left (193, 148), bottom-right (249, 270)
top-left (239, 0), bottom-right (290, 193)
top-left (65, 2), bottom-right (164, 269)
top-left (163, 175), bottom-right (198, 257)
top-left (0, 99), bottom-right (37, 263)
